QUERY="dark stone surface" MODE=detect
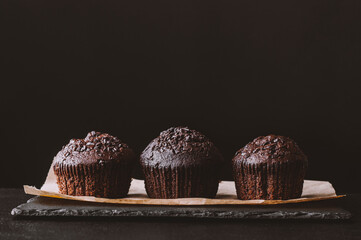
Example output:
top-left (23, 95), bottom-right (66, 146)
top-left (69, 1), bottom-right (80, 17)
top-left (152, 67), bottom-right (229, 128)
top-left (12, 196), bottom-right (351, 219)
top-left (1, 189), bottom-right (361, 240)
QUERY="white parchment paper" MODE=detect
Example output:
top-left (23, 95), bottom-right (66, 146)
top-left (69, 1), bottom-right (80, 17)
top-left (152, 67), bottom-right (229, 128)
top-left (23, 166), bottom-right (343, 205)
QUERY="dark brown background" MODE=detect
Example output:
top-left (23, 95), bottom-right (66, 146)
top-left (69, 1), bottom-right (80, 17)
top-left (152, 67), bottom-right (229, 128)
top-left (1, 0), bottom-right (360, 193)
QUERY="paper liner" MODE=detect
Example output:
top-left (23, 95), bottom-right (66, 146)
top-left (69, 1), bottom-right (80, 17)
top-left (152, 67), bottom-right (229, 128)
top-left (53, 162), bottom-right (132, 198)
top-left (23, 165), bottom-right (344, 205)
top-left (143, 165), bottom-right (219, 198)
top-left (234, 161), bottom-right (305, 200)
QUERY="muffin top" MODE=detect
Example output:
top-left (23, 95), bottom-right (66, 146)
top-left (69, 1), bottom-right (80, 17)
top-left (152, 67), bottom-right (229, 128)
top-left (233, 134), bottom-right (307, 165)
top-left (140, 127), bottom-right (224, 168)
top-left (53, 131), bottom-right (135, 166)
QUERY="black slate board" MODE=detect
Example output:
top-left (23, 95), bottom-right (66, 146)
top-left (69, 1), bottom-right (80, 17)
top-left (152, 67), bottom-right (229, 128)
top-left (11, 196), bottom-right (351, 220)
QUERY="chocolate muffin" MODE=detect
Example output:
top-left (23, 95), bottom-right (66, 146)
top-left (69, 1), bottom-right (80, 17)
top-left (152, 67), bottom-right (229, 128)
top-left (140, 127), bottom-right (224, 198)
top-left (53, 131), bottom-right (136, 198)
top-left (232, 135), bottom-right (307, 200)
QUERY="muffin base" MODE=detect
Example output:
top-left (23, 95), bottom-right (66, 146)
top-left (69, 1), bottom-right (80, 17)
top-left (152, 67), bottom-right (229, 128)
top-left (233, 161), bottom-right (306, 200)
top-left (143, 165), bottom-right (220, 199)
top-left (53, 162), bottom-right (132, 198)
